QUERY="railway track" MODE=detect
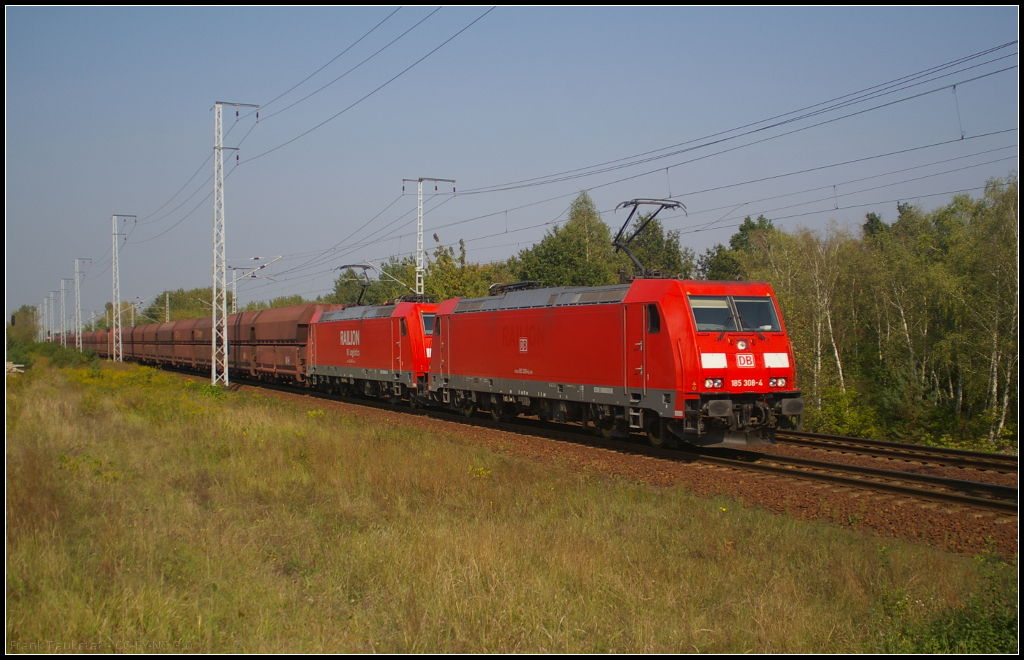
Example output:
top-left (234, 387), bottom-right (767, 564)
top-left (686, 445), bottom-right (1017, 514)
top-left (158, 365), bottom-right (1022, 519)
top-left (774, 430), bottom-right (1018, 474)
top-left (234, 378), bottom-right (1017, 516)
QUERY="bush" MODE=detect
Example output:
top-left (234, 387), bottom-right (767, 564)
top-left (6, 336), bottom-right (35, 370)
top-left (803, 387), bottom-right (881, 438)
top-left (880, 551), bottom-right (1018, 653)
top-left (5, 337), bottom-right (97, 371)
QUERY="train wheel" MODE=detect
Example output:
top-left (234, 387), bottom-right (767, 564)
top-left (646, 416), bottom-right (666, 448)
top-left (462, 403), bottom-right (477, 418)
top-left (594, 419), bottom-right (615, 439)
top-left (487, 396), bottom-right (504, 422)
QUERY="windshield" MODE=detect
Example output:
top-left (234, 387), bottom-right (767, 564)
top-left (689, 296), bottom-right (734, 332)
top-left (733, 297), bottom-right (780, 332)
top-left (421, 312), bottom-right (435, 336)
top-left (688, 295), bottom-right (780, 333)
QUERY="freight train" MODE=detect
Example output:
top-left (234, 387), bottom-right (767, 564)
top-left (78, 278), bottom-right (804, 448)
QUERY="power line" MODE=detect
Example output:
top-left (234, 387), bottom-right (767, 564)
top-left (678, 158), bottom-right (1016, 234)
top-left (677, 185), bottom-right (992, 238)
top-left (272, 193), bottom-right (456, 279)
top-left (242, 7), bottom-right (496, 164)
top-left (259, 7), bottom-right (440, 121)
top-left (331, 132), bottom-right (1017, 257)
top-left (134, 9), bottom-right (404, 224)
top-left (459, 42), bottom-right (1017, 194)
top-left (259, 6), bottom-right (404, 113)
top-left (665, 131), bottom-right (1017, 201)
top-left (463, 65), bottom-right (1018, 197)
top-left (130, 158), bottom-right (244, 245)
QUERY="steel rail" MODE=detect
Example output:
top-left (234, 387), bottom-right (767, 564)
top-left (776, 430), bottom-right (1017, 472)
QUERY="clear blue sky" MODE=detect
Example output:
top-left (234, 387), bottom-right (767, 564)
top-left (6, 7), bottom-right (1018, 319)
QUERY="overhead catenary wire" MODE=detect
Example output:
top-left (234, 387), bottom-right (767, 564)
top-left (372, 146), bottom-right (1021, 262)
top-left (214, 60), bottom-right (1020, 262)
top-left (301, 133), bottom-right (1017, 262)
top-left (124, 8), bottom-right (493, 253)
top-left (258, 7), bottom-right (441, 121)
top-left (257, 6), bottom-right (404, 114)
top-left (461, 65), bottom-right (1018, 197)
top-left (242, 7), bottom-right (496, 164)
top-left (271, 193), bottom-right (457, 280)
top-left (135, 8), bottom-right (405, 225)
top-left (459, 42), bottom-right (1017, 195)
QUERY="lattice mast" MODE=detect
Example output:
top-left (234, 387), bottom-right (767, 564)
top-left (74, 258), bottom-right (90, 350)
top-left (60, 279), bottom-right (74, 347)
top-left (403, 178), bottom-right (455, 295)
top-left (211, 102), bottom-right (258, 386)
top-left (110, 215), bottom-right (134, 361)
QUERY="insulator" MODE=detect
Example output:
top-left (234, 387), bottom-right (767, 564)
top-left (236, 110), bottom-right (239, 117)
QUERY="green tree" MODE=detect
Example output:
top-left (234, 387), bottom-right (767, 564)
top-left (695, 244), bottom-right (741, 280)
top-left (139, 288), bottom-right (233, 324)
top-left (516, 192), bottom-right (622, 287)
top-left (729, 215), bottom-right (775, 253)
top-left (626, 214), bottom-right (695, 279)
top-left (242, 294), bottom-right (309, 312)
top-left (425, 238), bottom-right (492, 300)
top-left (7, 304), bottom-right (39, 344)
top-left (695, 216), bottom-right (774, 281)
top-left (862, 212), bottom-right (887, 239)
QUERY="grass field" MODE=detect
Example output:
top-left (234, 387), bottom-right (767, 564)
top-left (5, 354), bottom-right (1017, 653)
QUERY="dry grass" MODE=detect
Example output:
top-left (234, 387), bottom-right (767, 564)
top-left (5, 362), bottom-right (1007, 653)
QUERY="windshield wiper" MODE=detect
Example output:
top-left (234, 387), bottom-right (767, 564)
top-left (716, 317), bottom-right (734, 341)
top-left (735, 309), bottom-right (766, 340)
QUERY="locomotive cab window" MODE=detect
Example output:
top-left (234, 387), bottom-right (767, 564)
top-left (421, 312), bottom-right (435, 336)
top-left (400, 318), bottom-right (408, 337)
top-left (734, 297), bottom-right (780, 332)
top-left (646, 304), bottom-right (661, 334)
top-left (689, 296), bottom-right (734, 332)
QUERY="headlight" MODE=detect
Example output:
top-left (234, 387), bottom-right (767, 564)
top-left (769, 378), bottom-right (787, 388)
top-left (704, 378), bottom-right (724, 389)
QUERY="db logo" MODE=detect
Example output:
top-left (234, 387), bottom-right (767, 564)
top-left (519, 337), bottom-right (528, 353)
top-left (736, 353), bottom-right (755, 368)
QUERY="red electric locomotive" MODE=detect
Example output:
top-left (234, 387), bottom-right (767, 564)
top-left (306, 301), bottom-right (438, 402)
top-left (425, 278), bottom-right (804, 448)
